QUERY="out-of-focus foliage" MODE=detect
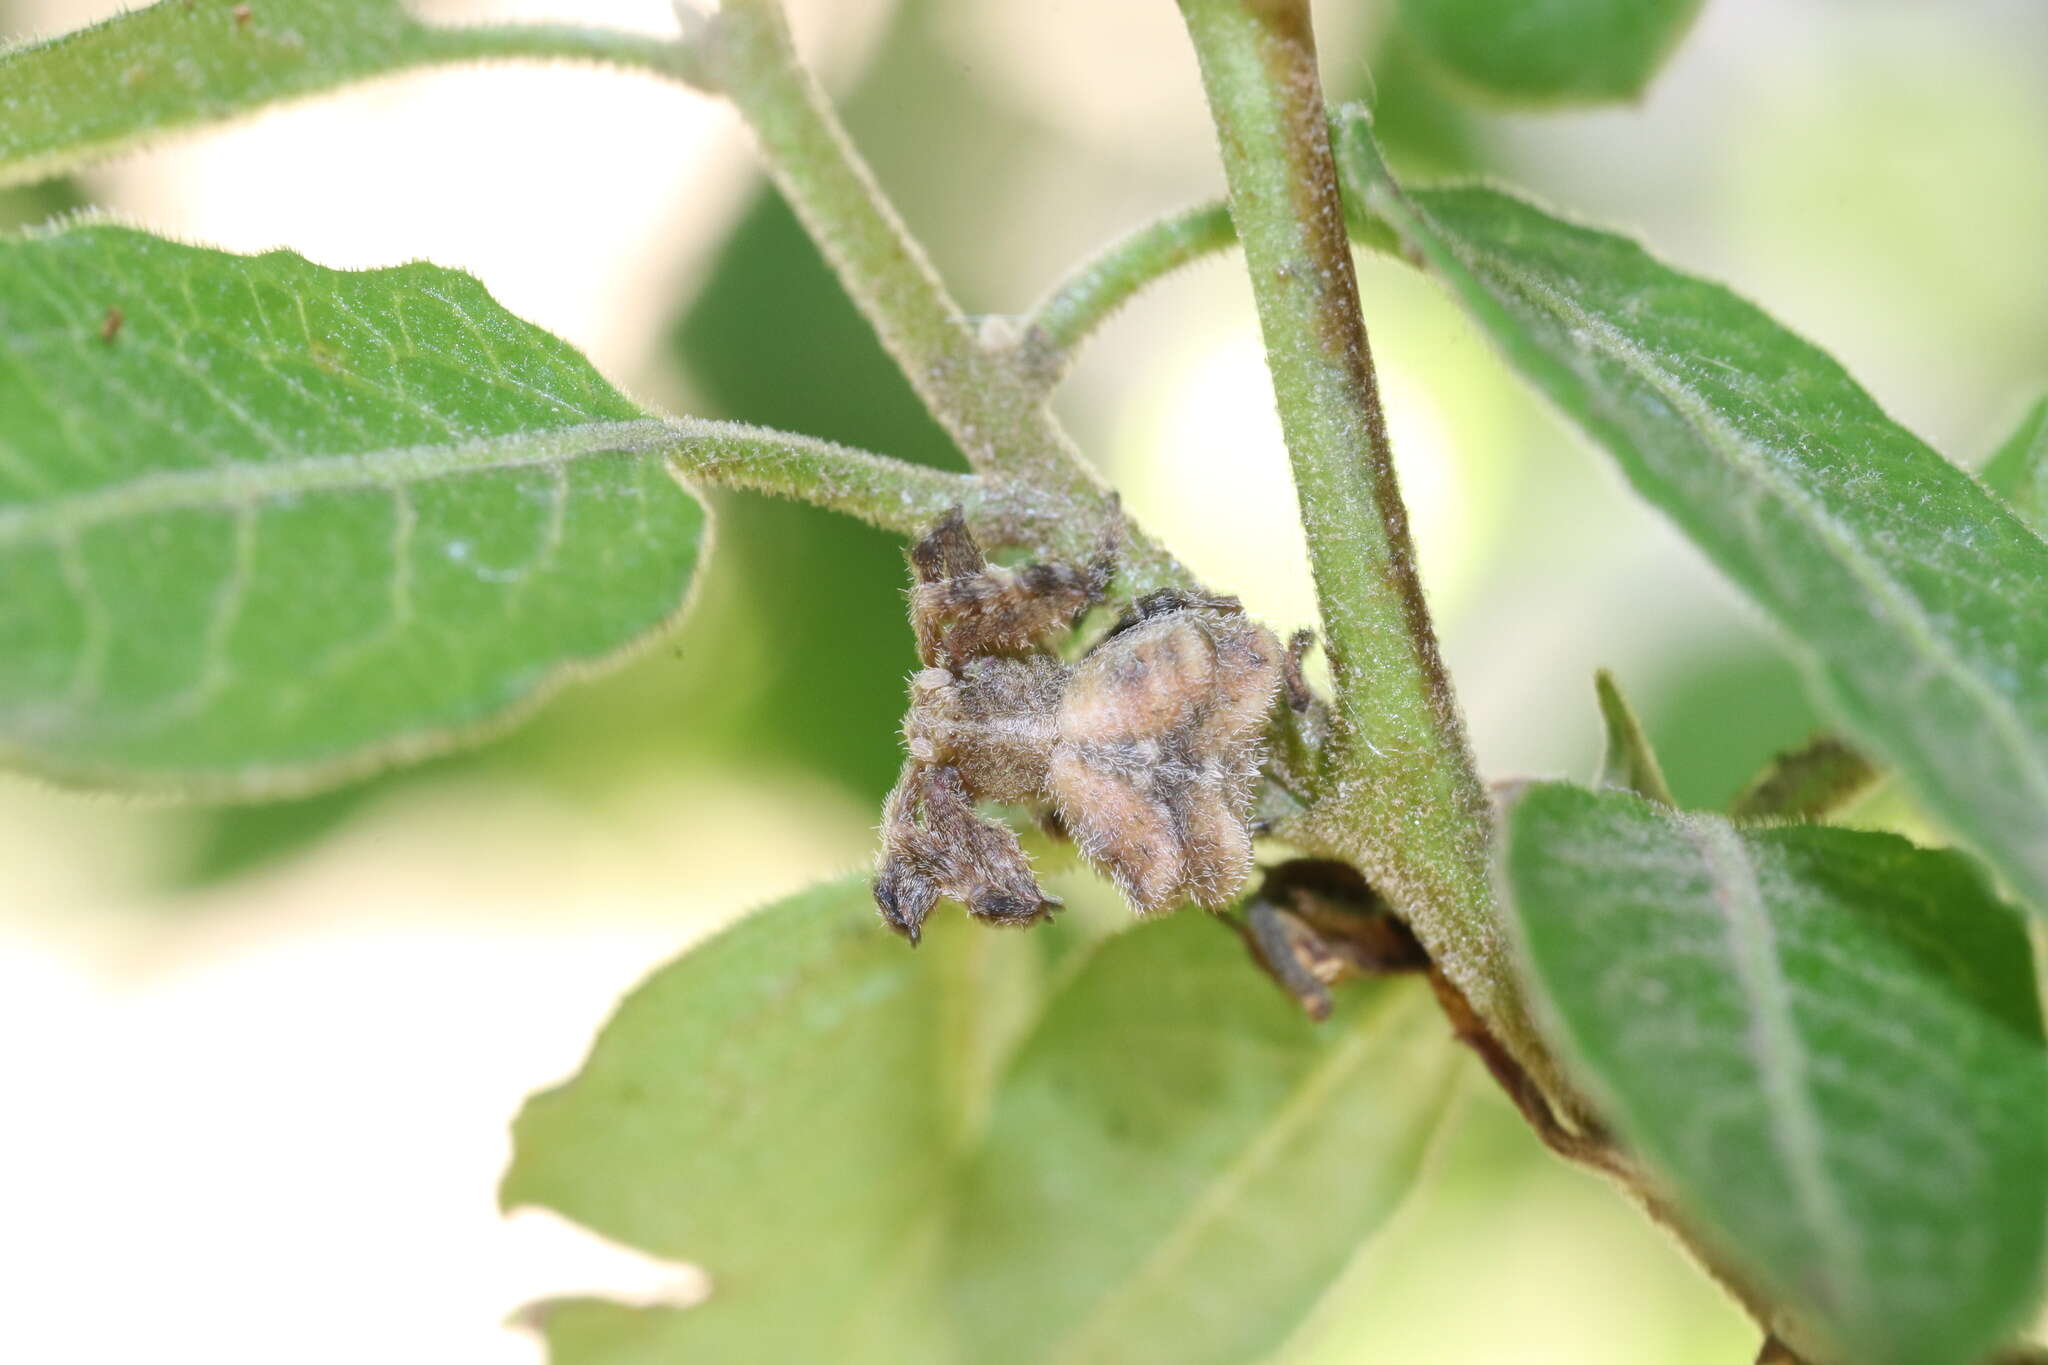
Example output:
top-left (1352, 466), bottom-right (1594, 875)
top-left (1981, 395), bottom-right (2048, 534)
top-left (1501, 782), bottom-right (2048, 1365)
top-left (1345, 27), bottom-right (1485, 177)
top-left (1398, 0), bottom-right (1703, 105)
top-left (1640, 643), bottom-right (1821, 813)
top-left (504, 877), bottom-right (1462, 1363)
top-left (0, 177), bottom-right (85, 231)
top-left (1728, 735), bottom-right (1881, 825)
top-left (0, 224), bottom-right (705, 793)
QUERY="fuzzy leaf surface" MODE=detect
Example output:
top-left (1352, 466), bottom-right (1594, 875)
top-left (1502, 782), bottom-right (2048, 1365)
top-left (503, 879), bottom-right (1462, 1364)
top-left (1340, 122), bottom-right (2048, 914)
top-left (0, 224), bottom-right (705, 793)
top-left (1397, 0), bottom-right (1703, 105)
top-left (0, 0), bottom-right (688, 189)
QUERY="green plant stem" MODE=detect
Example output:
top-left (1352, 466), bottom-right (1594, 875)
top-left (667, 418), bottom-right (1102, 556)
top-left (1015, 201), bottom-right (1238, 387)
top-left (701, 1), bottom-right (1192, 580)
top-left (659, 417), bottom-right (973, 533)
top-left (703, 2), bottom-right (989, 452)
top-left (1012, 166), bottom-right (1399, 384)
top-left (424, 23), bottom-right (713, 88)
top-left (1173, 0), bottom-right (1556, 1096)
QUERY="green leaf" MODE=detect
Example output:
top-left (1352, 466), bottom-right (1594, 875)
top-left (0, 0), bottom-right (696, 190)
top-left (1593, 669), bottom-right (1674, 805)
top-left (0, 223), bottom-right (706, 794)
top-left (503, 879), bottom-right (1462, 1364)
top-left (1396, 0), bottom-right (1703, 106)
top-left (1337, 117), bottom-right (2048, 915)
top-left (1501, 782), bottom-right (2048, 1365)
top-left (1980, 396), bottom-right (2048, 535)
top-left (169, 782), bottom-right (376, 886)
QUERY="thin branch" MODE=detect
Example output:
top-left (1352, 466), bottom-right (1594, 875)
top-left (1422, 968), bottom-right (1630, 1177)
top-left (659, 417), bottom-right (974, 534)
top-left (663, 417), bottom-right (1105, 561)
top-left (700, 3), bottom-right (993, 450)
top-left (1013, 201), bottom-right (1238, 389)
top-left (424, 23), bottom-right (714, 89)
top-left (1010, 146), bottom-right (1400, 394)
top-left (701, 1), bottom-right (1188, 593)
top-left (696, 1), bottom-right (1193, 591)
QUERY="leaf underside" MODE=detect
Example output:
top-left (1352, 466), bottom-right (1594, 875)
top-left (1502, 782), bottom-right (2048, 1365)
top-left (1342, 124), bottom-right (2048, 915)
top-left (503, 879), bottom-right (1463, 1364)
top-left (0, 224), bottom-right (705, 794)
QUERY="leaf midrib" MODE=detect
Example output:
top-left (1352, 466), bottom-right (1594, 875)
top-left (1683, 816), bottom-right (1863, 1322)
top-left (1039, 984), bottom-right (1414, 1365)
top-left (0, 417), bottom-right (674, 547)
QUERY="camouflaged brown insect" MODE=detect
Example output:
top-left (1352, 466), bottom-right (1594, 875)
top-left (874, 509), bottom-right (1289, 943)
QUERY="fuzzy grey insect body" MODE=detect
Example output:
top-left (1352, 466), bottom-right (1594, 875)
top-left (874, 510), bottom-right (1287, 943)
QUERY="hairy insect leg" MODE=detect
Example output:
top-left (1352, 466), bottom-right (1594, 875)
top-left (1282, 628), bottom-right (1316, 713)
top-left (1092, 586), bottom-right (1244, 650)
top-left (909, 506), bottom-right (987, 583)
top-left (906, 507), bottom-right (1116, 668)
top-left (1232, 860), bottom-right (1428, 1018)
top-left (1240, 899), bottom-right (1348, 1021)
top-left (874, 762), bottom-right (1060, 943)
top-left (875, 764), bottom-right (943, 942)
top-left (908, 510), bottom-right (986, 666)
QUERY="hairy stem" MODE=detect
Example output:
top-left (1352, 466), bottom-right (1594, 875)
top-left (423, 23), bottom-right (713, 88)
top-left (702, 1), bottom-right (1191, 587)
top-left (1172, 0), bottom-right (1557, 1095)
top-left (1011, 157), bottom-right (1398, 386)
top-left (703, 1), bottom-right (994, 460)
top-left (665, 418), bottom-right (1104, 558)
top-left (1015, 201), bottom-right (1238, 388)
top-left (659, 417), bottom-right (974, 533)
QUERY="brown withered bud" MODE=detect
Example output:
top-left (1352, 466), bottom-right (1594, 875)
top-left (874, 511), bottom-right (1285, 940)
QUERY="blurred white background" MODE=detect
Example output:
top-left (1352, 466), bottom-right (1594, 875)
top-left (3, 1), bottom-right (2043, 1361)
